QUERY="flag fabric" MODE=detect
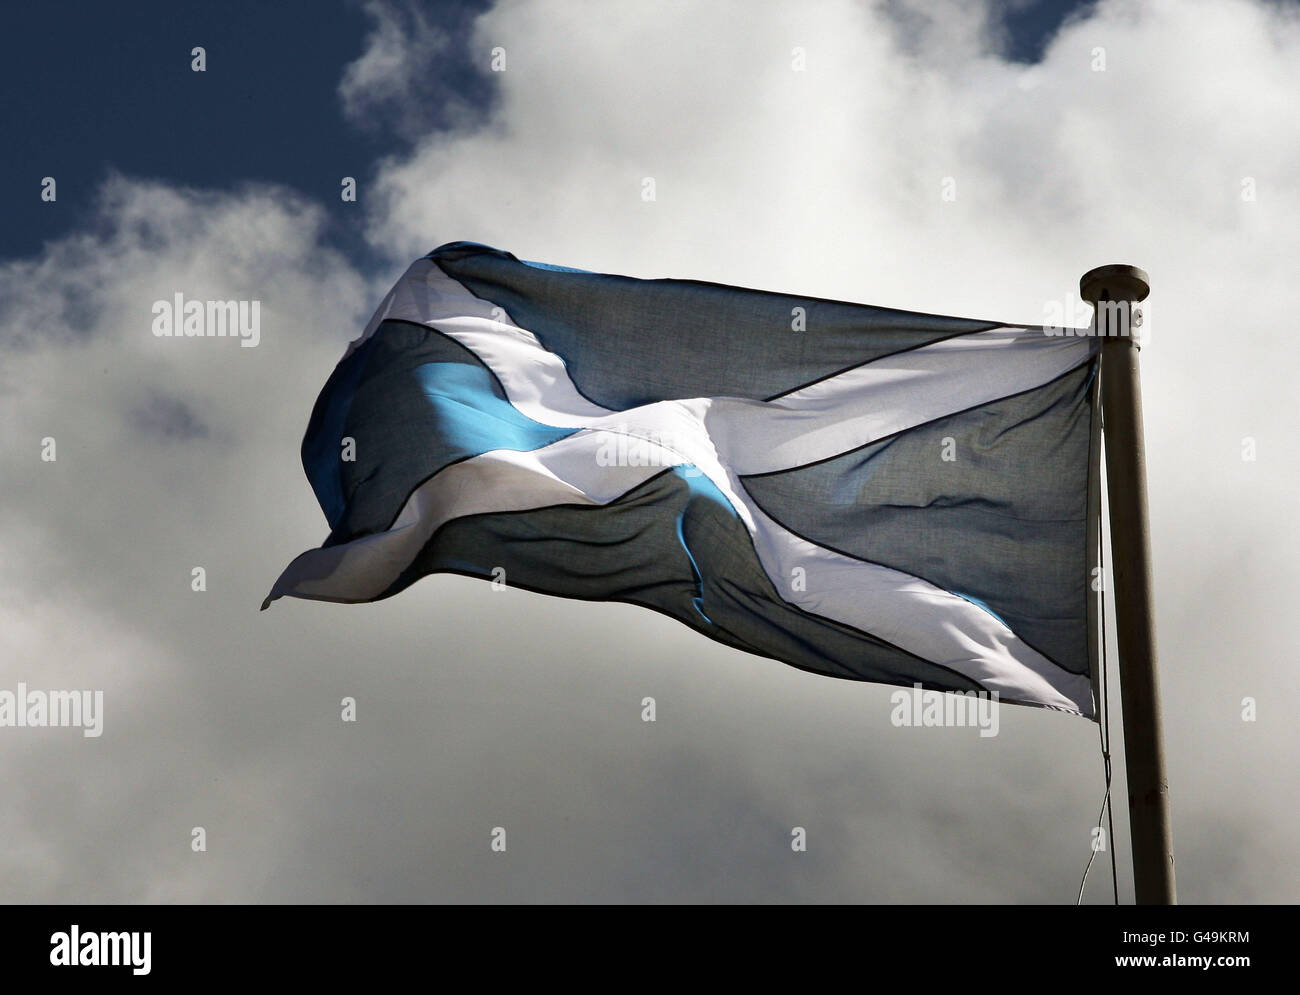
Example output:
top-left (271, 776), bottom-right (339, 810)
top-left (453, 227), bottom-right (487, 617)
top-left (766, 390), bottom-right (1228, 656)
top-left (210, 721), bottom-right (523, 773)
top-left (266, 242), bottom-right (1100, 717)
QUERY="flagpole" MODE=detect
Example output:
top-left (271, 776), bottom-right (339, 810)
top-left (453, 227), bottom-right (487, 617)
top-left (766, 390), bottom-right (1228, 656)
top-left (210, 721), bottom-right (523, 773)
top-left (1080, 264), bottom-right (1176, 905)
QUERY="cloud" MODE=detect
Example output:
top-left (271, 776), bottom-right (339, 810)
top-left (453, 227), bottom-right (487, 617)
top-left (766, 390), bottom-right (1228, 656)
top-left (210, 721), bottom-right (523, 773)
top-left (0, 175), bottom-right (373, 900)
top-left (356, 0), bottom-right (1300, 901)
top-left (338, 0), bottom-right (495, 140)
top-left (2, 0), bottom-right (1296, 903)
top-left (129, 393), bottom-right (210, 443)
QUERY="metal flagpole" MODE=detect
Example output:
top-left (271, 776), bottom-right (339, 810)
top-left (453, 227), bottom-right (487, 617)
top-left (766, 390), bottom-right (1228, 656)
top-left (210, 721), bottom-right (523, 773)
top-left (1080, 264), bottom-right (1176, 905)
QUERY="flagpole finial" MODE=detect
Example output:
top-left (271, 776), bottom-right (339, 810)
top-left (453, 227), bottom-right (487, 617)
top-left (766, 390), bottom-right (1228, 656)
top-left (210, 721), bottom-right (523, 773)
top-left (1080, 264), bottom-right (1149, 305)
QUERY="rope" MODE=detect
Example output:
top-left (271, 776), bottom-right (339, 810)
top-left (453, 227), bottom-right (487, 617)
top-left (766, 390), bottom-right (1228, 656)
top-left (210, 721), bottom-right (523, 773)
top-left (1078, 392), bottom-right (1120, 905)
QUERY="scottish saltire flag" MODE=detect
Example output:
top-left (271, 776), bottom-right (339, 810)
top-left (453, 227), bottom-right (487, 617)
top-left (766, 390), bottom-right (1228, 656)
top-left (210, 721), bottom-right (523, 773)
top-left (266, 242), bottom-right (1101, 717)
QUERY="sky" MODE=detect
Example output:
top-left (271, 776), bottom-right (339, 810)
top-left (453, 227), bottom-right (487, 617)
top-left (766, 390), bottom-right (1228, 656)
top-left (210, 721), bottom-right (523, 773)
top-left (1, 0), bottom-right (1296, 903)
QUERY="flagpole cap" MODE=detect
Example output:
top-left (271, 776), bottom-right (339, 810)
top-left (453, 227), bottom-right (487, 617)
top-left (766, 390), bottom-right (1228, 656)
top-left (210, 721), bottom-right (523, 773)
top-left (1080, 264), bottom-right (1149, 304)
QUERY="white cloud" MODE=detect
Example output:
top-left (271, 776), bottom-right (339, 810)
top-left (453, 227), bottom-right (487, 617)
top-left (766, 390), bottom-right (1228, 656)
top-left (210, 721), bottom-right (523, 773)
top-left (357, 0), bottom-right (1300, 901)
top-left (2, 0), bottom-right (1296, 902)
top-left (0, 176), bottom-right (376, 900)
top-left (339, 0), bottom-right (477, 138)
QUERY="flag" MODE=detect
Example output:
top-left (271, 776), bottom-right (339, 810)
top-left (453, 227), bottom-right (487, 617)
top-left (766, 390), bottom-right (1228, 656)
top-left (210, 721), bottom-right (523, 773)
top-left (266, 242), bottom-right (1100, 717)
